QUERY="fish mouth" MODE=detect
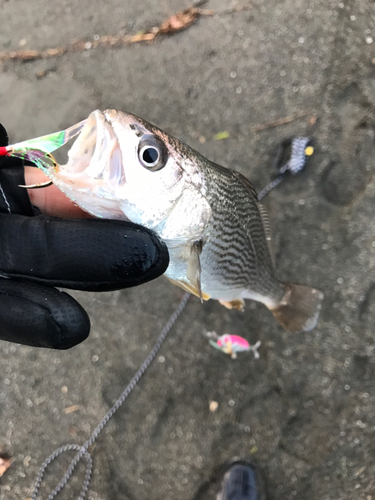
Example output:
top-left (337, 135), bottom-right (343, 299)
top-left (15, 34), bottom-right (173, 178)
top-left (61, 110), bottom-right (125, 187)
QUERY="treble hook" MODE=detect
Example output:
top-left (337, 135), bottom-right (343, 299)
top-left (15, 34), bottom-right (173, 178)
top-left (18, 180), bottom-right (53, 189)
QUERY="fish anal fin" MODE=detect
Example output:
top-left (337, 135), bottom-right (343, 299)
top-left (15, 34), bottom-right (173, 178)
top-left (218, 298), bottom-right (245, 311)
top-left (186, 240), bottom-right (204, 302)
top-left (166, 277), bottom-right (211, 301)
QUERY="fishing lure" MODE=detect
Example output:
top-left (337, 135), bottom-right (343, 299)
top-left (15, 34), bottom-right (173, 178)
top-left (208, 332), bottom-right (261, 359)
top-left (0, 121), bottom-right (86, 187)
top-left (0, 121), bottom-right (85, 158)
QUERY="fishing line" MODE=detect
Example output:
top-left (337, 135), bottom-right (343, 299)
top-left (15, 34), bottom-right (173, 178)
top-left (27, 135), bottom-right (311, 499)
top-left (30, 292), bottom-right (190, 500)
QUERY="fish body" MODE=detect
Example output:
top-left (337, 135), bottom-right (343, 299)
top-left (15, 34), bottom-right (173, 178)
top-left (13, 110), bottom-right (323, 332)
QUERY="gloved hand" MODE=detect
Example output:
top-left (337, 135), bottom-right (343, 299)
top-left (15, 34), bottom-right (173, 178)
top-left (0, 124), bottom-right (169, 349)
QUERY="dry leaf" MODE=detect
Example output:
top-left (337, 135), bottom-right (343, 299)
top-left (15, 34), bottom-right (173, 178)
top-left (63, 404), bottom-right (82, 414)
top-left (69, 426), bottom-right (78, 436)
top-left (0, 457), bottom-right (12, 477)
top-left (213, 131), bottom-right (230, 140)
top-left (159, 7), bottom-right (212, 34)
top-left (129, 32), bottom-right (156, 43)
top-left (209, 401), bottom-right (219, 412)
top-left (251, 110), bottom-right (312, 133)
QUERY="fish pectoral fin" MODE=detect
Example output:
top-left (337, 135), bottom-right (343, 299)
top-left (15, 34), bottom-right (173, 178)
top-left (218, 298), bottom-right (245, 311)
top-left (166, 277), bottom-right (211, 301)
top-left (186, 240), bottom-right (204, 303)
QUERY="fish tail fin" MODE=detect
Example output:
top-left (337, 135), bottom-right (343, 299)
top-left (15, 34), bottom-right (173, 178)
top-left (269, 283), bottom-right (324, 333)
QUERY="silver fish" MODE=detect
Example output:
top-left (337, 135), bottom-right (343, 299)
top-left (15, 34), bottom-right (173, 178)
top-left (20, 109), bottom-right (324, 332)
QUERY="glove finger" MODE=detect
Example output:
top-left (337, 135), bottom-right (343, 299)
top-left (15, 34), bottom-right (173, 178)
top-left (0, 161), bottom-right (35, 216)
top-left (0, 278), bottom-right (90, 349)
top-left (0, 123), bottom-right (9, 146)
top-left (0, 123), bottom-right (39, 216)
top-left (0, 214), bottom-right (169, 291)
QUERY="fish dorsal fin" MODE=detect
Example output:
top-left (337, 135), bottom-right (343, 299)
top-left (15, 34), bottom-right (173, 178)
top-left (259, 204), bottom-right (272, 243)
top-left (258, 203), bottom-right (274, 265)
top-left (186, 240), bottom-right (203, 302)
top-left (232, 171), bottom-right (274, 263)
top-left (231, 171), bottom-right (258, 201)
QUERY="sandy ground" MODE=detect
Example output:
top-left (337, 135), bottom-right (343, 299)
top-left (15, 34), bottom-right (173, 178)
top-left (1, 1), bottom-right (375, 499)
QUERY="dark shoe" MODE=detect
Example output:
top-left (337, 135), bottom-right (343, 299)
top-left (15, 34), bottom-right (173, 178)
top-left (216, 461), bottom-right (266, 500)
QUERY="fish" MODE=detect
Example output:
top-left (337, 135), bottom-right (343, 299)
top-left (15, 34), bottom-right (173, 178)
top-left (10, 109), bottom-right (324, 333)
top-left (208, 332), bottom-right (261, 359)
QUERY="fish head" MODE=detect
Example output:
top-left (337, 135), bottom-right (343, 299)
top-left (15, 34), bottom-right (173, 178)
top-left (46, 110), bottom-right (195, 227)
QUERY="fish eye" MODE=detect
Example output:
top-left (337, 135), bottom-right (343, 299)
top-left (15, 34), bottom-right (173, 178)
top-left (137, 134), bottom-right (168, 171)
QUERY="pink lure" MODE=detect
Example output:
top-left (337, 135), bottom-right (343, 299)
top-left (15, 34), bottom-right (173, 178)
top-left (209, 333), bottom-right (261, 359)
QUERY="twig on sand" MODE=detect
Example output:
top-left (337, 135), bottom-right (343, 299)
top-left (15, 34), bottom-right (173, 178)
top-left (0, 5), bottom-right (216, 62)
top-left (251, 110), bottom-right (314, 133)
top-left (218, 3), bottom-right (252, 15)
top-left (0, 3), bottom-right (252, 63)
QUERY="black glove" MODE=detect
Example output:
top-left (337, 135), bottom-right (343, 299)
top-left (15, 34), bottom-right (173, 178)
top-left (0, 124), bottom-right (169, 349)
